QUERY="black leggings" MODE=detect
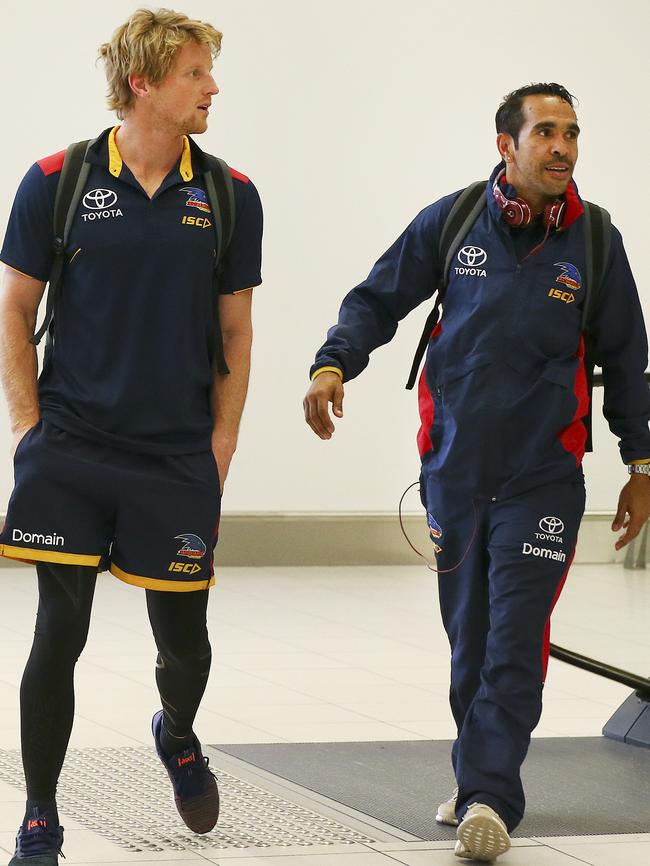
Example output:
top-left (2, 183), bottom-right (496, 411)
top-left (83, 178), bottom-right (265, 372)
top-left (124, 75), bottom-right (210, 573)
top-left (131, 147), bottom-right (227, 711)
top-left (20, 562), bottom-right (211, 801)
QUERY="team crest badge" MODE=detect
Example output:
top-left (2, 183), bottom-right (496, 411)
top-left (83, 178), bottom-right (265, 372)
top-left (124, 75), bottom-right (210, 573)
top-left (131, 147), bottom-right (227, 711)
top-left (180, 187), bottom-right (211, 214)
top-left (427, 512), bottom-right (443, 540)
top-left (174, 533), bottom-right (207, 559)
top-left (553, 262), bottom-right (581, 291)
top-left (426, 512), bottom-right (444, 554)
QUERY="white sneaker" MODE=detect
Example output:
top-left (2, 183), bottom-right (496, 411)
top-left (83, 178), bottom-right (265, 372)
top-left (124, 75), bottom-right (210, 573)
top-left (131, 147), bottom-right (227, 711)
top-left (436, 785), bottom-right (459, 825)
top-left (455, 803), bottom-right (511, 861)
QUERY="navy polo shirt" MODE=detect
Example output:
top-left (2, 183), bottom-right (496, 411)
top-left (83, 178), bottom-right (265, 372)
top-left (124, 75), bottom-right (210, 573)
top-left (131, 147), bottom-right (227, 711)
top-left (1, 127), bottom-right (263, 454)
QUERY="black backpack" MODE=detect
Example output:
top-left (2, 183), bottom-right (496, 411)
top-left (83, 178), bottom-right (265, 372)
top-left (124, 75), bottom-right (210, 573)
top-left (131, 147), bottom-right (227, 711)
top-left (30, 138), bottom-right (236, 374)
top-left (405, 181), bottom-right (612, 451)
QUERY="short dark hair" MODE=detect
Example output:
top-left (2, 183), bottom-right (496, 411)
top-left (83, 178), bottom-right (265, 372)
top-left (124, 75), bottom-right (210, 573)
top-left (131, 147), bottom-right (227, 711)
top-left (496, 83), bottom-right (576, 147)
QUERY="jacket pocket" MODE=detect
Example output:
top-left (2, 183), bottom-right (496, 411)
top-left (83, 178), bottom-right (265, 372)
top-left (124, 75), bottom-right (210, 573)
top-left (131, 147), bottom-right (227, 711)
top-left (538, 359), bottom-right (576, 388)
top-left (433, 353), bottom-right (492, 387)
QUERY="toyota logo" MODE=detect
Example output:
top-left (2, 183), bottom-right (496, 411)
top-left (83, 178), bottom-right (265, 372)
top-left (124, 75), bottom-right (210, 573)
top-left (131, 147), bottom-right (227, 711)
top-left (83, 188), bottom-right (118, 210)
top-left (458, 246), bottom-right (487, 267)
top-left (539, 516), bottom-right (564, 534)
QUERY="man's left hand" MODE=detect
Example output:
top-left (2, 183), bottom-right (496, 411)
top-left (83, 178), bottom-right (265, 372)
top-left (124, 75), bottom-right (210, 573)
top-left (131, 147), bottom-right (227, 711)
top-left (612, 474), bottom-right (650, 550)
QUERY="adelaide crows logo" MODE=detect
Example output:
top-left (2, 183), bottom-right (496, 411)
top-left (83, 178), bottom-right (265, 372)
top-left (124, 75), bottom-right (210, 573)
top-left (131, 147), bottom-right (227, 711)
top-left (548, 262), bottom-right (582, 305)
top-left (174, 533), bottom-right (207, 559)
top-left (553, 262), bottom-right (582, 292)
top-left (427, 512), bottom-right (443, 539)
top-left (426, 512), bottom-right (444, 554)
top-left (180, 187), bottom-right (211, 213)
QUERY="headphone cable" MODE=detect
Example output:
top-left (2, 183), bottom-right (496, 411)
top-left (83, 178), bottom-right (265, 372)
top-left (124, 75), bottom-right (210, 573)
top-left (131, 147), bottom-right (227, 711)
top-left (398, 481), bottom-right (480, 574)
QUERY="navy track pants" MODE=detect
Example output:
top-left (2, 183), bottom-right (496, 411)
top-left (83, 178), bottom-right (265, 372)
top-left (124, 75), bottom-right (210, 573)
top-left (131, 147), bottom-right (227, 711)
top-left (423, 474), bottom-right (585, 831)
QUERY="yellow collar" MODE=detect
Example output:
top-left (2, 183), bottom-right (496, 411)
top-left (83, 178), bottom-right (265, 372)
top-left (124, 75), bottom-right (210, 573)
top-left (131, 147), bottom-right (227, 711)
top-left (108, 126), bottom-right (194, 181)
top-left (179, 136), bottom-right (193, 180)
top-left (108, 126), bottom-right (123, 177)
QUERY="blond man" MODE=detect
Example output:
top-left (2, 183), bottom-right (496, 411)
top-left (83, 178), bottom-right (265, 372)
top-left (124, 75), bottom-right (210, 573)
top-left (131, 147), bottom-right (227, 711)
top-left (0, 8), bottom-right (262, 862)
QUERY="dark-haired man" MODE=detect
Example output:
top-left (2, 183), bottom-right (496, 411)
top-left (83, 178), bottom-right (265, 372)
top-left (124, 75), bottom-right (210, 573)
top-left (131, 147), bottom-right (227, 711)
top-left (304, 83), bottom-right (650, 861)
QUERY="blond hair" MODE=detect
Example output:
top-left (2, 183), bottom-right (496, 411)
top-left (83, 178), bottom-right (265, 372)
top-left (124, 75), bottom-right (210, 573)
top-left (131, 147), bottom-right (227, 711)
top-left (98, 8), bottom-right (222, 118)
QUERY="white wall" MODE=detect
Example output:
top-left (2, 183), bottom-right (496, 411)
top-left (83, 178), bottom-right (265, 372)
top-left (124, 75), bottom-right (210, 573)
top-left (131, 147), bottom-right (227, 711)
top-left (0, 0), bottom-right (647, 513)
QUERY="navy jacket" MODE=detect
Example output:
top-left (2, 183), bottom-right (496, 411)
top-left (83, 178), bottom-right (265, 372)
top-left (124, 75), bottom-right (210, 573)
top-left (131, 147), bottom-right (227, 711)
top-left (311, 164), bottom-right (650, 498)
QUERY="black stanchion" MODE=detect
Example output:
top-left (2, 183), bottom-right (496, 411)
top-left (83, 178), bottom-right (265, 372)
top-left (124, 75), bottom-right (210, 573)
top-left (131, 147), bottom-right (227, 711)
top-left (551, 644), bottom-right (650, 749)
top-left (549, 644), bottom-right (650, 698)
top-left (549, 644), bottom-right (650, 748)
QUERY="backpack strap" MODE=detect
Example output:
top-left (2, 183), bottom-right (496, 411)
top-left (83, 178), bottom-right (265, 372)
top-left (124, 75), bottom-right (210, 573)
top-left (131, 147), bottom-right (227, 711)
top-left (580, 200), bottom-right (612, 451)
top-left (580, 201), bottom-right (612, 332)
top-left (405, 181), bottom-right (487, 389)
top-left (439, 181), bottom-right (488, 291)
top-left (30, 139), bottom-right (92, 346)
top-left (203, 156), bottom-right (236, 374)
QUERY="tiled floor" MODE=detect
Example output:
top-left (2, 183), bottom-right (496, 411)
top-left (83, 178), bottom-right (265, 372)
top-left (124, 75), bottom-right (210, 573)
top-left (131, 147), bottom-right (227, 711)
top-left (0, 561), bottom-right (647, 864)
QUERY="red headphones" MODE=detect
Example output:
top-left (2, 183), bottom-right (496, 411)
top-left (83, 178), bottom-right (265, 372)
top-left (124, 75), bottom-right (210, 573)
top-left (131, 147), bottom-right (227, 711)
top-left (492, 168), bottom-right (565, 230)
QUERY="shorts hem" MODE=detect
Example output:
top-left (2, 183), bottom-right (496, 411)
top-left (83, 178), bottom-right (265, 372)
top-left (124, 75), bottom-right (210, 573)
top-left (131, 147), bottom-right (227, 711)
top-left (110, 562), bottom-right (215, 592)
top-left (0, 544), bottom-right (101, 567)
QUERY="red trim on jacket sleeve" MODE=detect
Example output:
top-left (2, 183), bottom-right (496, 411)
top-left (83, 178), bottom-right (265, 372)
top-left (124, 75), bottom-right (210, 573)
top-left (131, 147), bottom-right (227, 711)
top-left (36, 149), bottom-right (66, 177)
top-left (230, 167), bottom-right (249, 183)
top-left (557, 336), bottom-right (589, 465)
top-left (416, 322), bottom-right (442, 458)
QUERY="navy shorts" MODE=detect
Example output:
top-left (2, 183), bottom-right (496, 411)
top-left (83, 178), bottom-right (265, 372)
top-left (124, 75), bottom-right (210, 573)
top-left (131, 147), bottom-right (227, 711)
top-left (0, 421), bottom-right (221, 592)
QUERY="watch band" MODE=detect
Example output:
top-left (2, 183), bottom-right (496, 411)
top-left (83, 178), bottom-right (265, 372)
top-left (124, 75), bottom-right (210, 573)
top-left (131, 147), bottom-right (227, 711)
top-left (627, 463), bottom-right (650, 475)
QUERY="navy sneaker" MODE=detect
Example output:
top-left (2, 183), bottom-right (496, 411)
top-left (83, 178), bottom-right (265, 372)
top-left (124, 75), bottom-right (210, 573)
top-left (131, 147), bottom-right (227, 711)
top-left (152, 709), bottom-right (219, 834)
top-left (9, 811), bottom-right (64, 864)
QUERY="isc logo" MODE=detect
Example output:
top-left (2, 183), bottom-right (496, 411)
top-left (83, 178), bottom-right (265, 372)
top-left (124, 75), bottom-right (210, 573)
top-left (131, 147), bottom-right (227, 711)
top-left (182, 216), bottom-right (213, 228)
top-left (548, 288), bottom-right (575, 304)
top-left (168, 562), bottom-right (202, 575)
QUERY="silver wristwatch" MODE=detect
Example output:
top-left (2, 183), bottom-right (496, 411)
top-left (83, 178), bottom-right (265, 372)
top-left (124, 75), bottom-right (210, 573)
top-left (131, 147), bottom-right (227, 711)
top-left (627, 463), bottom-right (650, 475)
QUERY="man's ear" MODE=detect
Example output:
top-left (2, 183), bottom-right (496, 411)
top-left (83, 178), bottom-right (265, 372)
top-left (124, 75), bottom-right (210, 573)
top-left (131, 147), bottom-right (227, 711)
top-left (128, 72), bottom-right (151, 100)
top-left (496, 132), bottom-right (514, 163)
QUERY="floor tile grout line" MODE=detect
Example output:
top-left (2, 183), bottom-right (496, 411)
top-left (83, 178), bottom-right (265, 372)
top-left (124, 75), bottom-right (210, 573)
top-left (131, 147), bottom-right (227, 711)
top-left (0, 660), bottom-right (622, 745)
top-left (70, 711), bottom-right (152, 745)
top-left (206, 581), bottom-right (454, 657)
top-left (197, 654), bottom-right (455, 719)
top-left (530, 833), bottom-right (650, 844)
top-left (542, 840), bottom-right (608, 865)
top-left (70, 663), bottom-right (290, 742)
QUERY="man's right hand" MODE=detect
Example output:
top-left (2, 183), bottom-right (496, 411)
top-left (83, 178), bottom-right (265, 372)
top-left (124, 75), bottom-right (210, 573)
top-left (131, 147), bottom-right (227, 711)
top-left (0, 265), bottom-right (46, 463)
top-left (11, 422), bottom-right (37, 460)
top-left (303, 372), bottom-right (344, 439)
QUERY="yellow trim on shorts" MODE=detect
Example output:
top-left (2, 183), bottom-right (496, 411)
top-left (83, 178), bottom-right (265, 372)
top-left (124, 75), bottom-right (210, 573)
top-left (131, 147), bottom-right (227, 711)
top-left (110, 562), bottom-right (214, 592)
top-left (0, 545), bottom-right (101, 567)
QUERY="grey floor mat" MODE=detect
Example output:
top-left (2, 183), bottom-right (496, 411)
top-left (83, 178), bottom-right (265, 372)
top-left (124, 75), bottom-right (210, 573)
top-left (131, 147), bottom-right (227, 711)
top-left (214, 738), bottom-right (650, 839)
